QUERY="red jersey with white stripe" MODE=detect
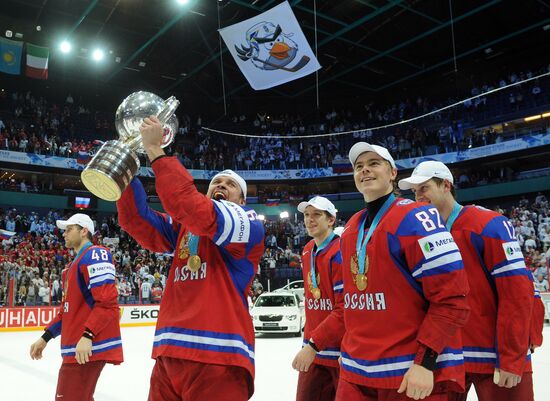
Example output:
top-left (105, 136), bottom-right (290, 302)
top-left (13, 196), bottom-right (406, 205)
top-left (339, 198), bottom-right (470, 390)
top-left (116, 157), bottom-right (264, 396)
top-left (45, 243), bottom-right (123, 364)
top-left (449, 205), bottom-right (536, 375)
top-left (301, 236), bottom-right (345, 368)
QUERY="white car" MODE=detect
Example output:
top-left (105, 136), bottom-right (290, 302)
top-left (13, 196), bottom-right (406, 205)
top-left (274, 280), bottom-right (305, 301)
top-left (251, 292), bottom-right (305, 336)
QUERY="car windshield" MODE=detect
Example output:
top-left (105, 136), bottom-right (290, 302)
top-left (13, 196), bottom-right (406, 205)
top-left (256, 295), bottom-right (296, 307)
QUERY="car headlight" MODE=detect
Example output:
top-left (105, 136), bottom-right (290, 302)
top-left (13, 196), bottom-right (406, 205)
top-left (287, 314), bottom-right (297, 321)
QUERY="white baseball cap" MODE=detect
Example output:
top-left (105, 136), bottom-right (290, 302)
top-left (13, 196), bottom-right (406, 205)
top-left (210, 169), bottom-right (247, 199)
top-left (348, 142), bottom-right (396, 168)
top-left (298, 196), bottom-right (338, 217)
top-left (398, 161), bottom-right (454, 190)
top-left (56, 213), bottom-right (95, 234)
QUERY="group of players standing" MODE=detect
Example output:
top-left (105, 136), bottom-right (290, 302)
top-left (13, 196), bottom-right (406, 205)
top-left (29, 116), bottom-right (543, 401)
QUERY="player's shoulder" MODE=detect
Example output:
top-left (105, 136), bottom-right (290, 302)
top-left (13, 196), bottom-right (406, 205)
top-left (346, 209), bottom-right (366, 227)
top-left (80, 245), bottom-right (113, 264)
top-left (461, 205), bottom-right (507, 234)
top-left (302, 240), bottom-right (315, 254)
top-left (390, 199), bottom-right (433, 225)
top-left (217, 200), bottom-right (262, 223)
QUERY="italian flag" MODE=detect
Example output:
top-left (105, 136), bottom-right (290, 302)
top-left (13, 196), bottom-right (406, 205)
top-left (25, 43), bottom-right (49, 80)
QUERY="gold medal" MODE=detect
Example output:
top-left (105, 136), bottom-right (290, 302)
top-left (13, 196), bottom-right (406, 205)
top-left (355, 273), bottom-right (367, 291)
top-left (188, 255), bottom-right (202, 272)
top-left (311, 287), bottom-right (321, 300)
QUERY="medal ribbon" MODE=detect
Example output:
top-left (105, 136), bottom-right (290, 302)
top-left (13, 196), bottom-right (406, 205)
top-left (188, 232), bottom-right (199, 257)
top-left (356, 194), bottom-right (396, 275)
top-left (445, 202), bottom-right (463, 231)
top-left (310, 231), bottom-right (336, 289)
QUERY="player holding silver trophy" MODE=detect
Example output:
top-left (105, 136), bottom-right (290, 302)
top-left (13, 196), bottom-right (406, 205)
top-left (81, 91), bottom-right (179, 201)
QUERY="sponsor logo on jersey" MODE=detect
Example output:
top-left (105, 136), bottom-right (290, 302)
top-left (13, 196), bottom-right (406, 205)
top-left (502, 241), bottom-right (522, 261)
top-left (397, 199), bottom-right (413, 206)
top-left (418, 232), bottom-right (458, 259)
top-left (87, 262), bottom-right (116, 278)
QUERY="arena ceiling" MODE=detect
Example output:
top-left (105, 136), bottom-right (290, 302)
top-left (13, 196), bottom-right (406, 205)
top-left (1, 0), bottom-right (549, 112)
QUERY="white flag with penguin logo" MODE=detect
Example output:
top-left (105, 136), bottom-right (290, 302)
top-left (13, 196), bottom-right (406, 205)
top-left (219, 1), bottom-right (321, 90)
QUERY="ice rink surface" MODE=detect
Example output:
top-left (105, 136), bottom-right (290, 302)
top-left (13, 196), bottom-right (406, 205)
top-left (2, 325), bottom-right (550, 401)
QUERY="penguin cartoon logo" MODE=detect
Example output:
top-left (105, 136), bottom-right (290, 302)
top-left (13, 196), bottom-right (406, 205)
top-left (235, 21), bottom-right (310, 72)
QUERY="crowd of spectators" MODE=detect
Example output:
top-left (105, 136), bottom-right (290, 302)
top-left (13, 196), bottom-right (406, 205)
top-left (0, 208), bottom-right (169, 307)
top-left (174, 64), bottom-right (550, 171)
top-left (1, 191), bottom-right (549, 307)
top-left (1, 65), bottom-right (549, 173)
top-left (504, 192), bottom-right (550, 291)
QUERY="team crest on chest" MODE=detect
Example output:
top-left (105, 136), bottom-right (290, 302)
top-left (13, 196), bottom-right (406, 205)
top-left (307, 271), bottom-right (321, 299)
top-left (178, 233), bottom-right (190, 260)
top-left (351, 253), bottom-right (369, 291)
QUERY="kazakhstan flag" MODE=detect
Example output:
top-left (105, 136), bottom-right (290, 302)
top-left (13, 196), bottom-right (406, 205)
top-left (0, 37), bottom-right (23, 75)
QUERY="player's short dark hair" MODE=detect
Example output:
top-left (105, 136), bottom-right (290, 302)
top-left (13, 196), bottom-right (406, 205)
top-left (432, 177), bottom-right (456, 197)
top-left (323, 211), bottom-right (336, 227)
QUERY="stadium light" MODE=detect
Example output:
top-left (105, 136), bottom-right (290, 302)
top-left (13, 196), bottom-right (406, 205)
top-left (280, 211), bottom-right (289, 219)
top-left (92, 48), bottom-right (104, 61)
top-left (524, 115), bottom-right (542, 122)
top-left (60, 40), bottom-right (72, 54)
top-left (176, 0), bottom-right (190, 4)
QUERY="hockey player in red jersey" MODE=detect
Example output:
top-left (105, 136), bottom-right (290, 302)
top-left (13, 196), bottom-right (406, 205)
top-left (399, 161), bottom-right (544, 401)
top-left (336, 143), bottom-right (470, 401)
top-left (29, 213), bottom-right (123, 401)
top-left (292, 196), bottom-right (345, 401)
top-left (116, 116), bottom-right (265, 401)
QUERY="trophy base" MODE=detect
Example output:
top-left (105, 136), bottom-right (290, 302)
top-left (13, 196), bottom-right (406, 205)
top-left (81, 140), bottom-right (140, 201)
top-left (81, 169), bottom-right (123, 201)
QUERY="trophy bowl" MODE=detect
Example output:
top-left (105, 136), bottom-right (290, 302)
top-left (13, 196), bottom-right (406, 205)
top-left (81, 91), bottom-right (179, 201)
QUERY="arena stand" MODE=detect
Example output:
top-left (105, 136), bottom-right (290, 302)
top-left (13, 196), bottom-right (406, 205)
top-left (1, 64), bottom-right (550, 330)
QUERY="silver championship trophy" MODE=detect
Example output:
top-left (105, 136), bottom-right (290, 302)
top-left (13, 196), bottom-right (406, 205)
top-left (81, 91), bottom-right (179, 201)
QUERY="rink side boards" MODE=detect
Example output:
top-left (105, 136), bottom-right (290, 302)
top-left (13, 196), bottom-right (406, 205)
top-left (0, 305), bottom-right (160, 332)
top-left (542, 292), bottom-right (550, 323)
top-left (2, 295), bottom-right (549, 332)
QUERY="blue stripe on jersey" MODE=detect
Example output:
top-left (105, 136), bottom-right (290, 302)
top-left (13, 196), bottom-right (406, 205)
top-left (154, 326), bottom-right (254, 364)
top-left (76, 251), bottom-right (95, 309)
top-left (317, 347), bottom-right (341, 360)
top-left (463, 346), bottom-right (497, 364)
top-left (342, 348), bottom-right (463, 379)
top-left (302, 341), bottom-right (341, 360)
top-left (48, 320), bottom-right (62, 337)
top-left (412, 250), bottom-right (463, 278)
top-left (61, 336), bottom-right (122, 357)
top-left (130, 179), bottom-right (178, 251)
top-left (214, 204), bottom-right (264, 308)
top-left (89, 277), bottom-right (116, 289)
top-left (221, 252), bottom-right (256, 308)
top-left (213, 200), bottom-right (234, 246)
top-left (469, 233), bottom-right (497, 296)
top-left (491, 260), bottom-right (530, 279)
top-left (331, 249), bottom-right (343, 265)
top-left (386, 233), bottom-right (424, 298)
top-left (88, 272), bottom-right (116, 289)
